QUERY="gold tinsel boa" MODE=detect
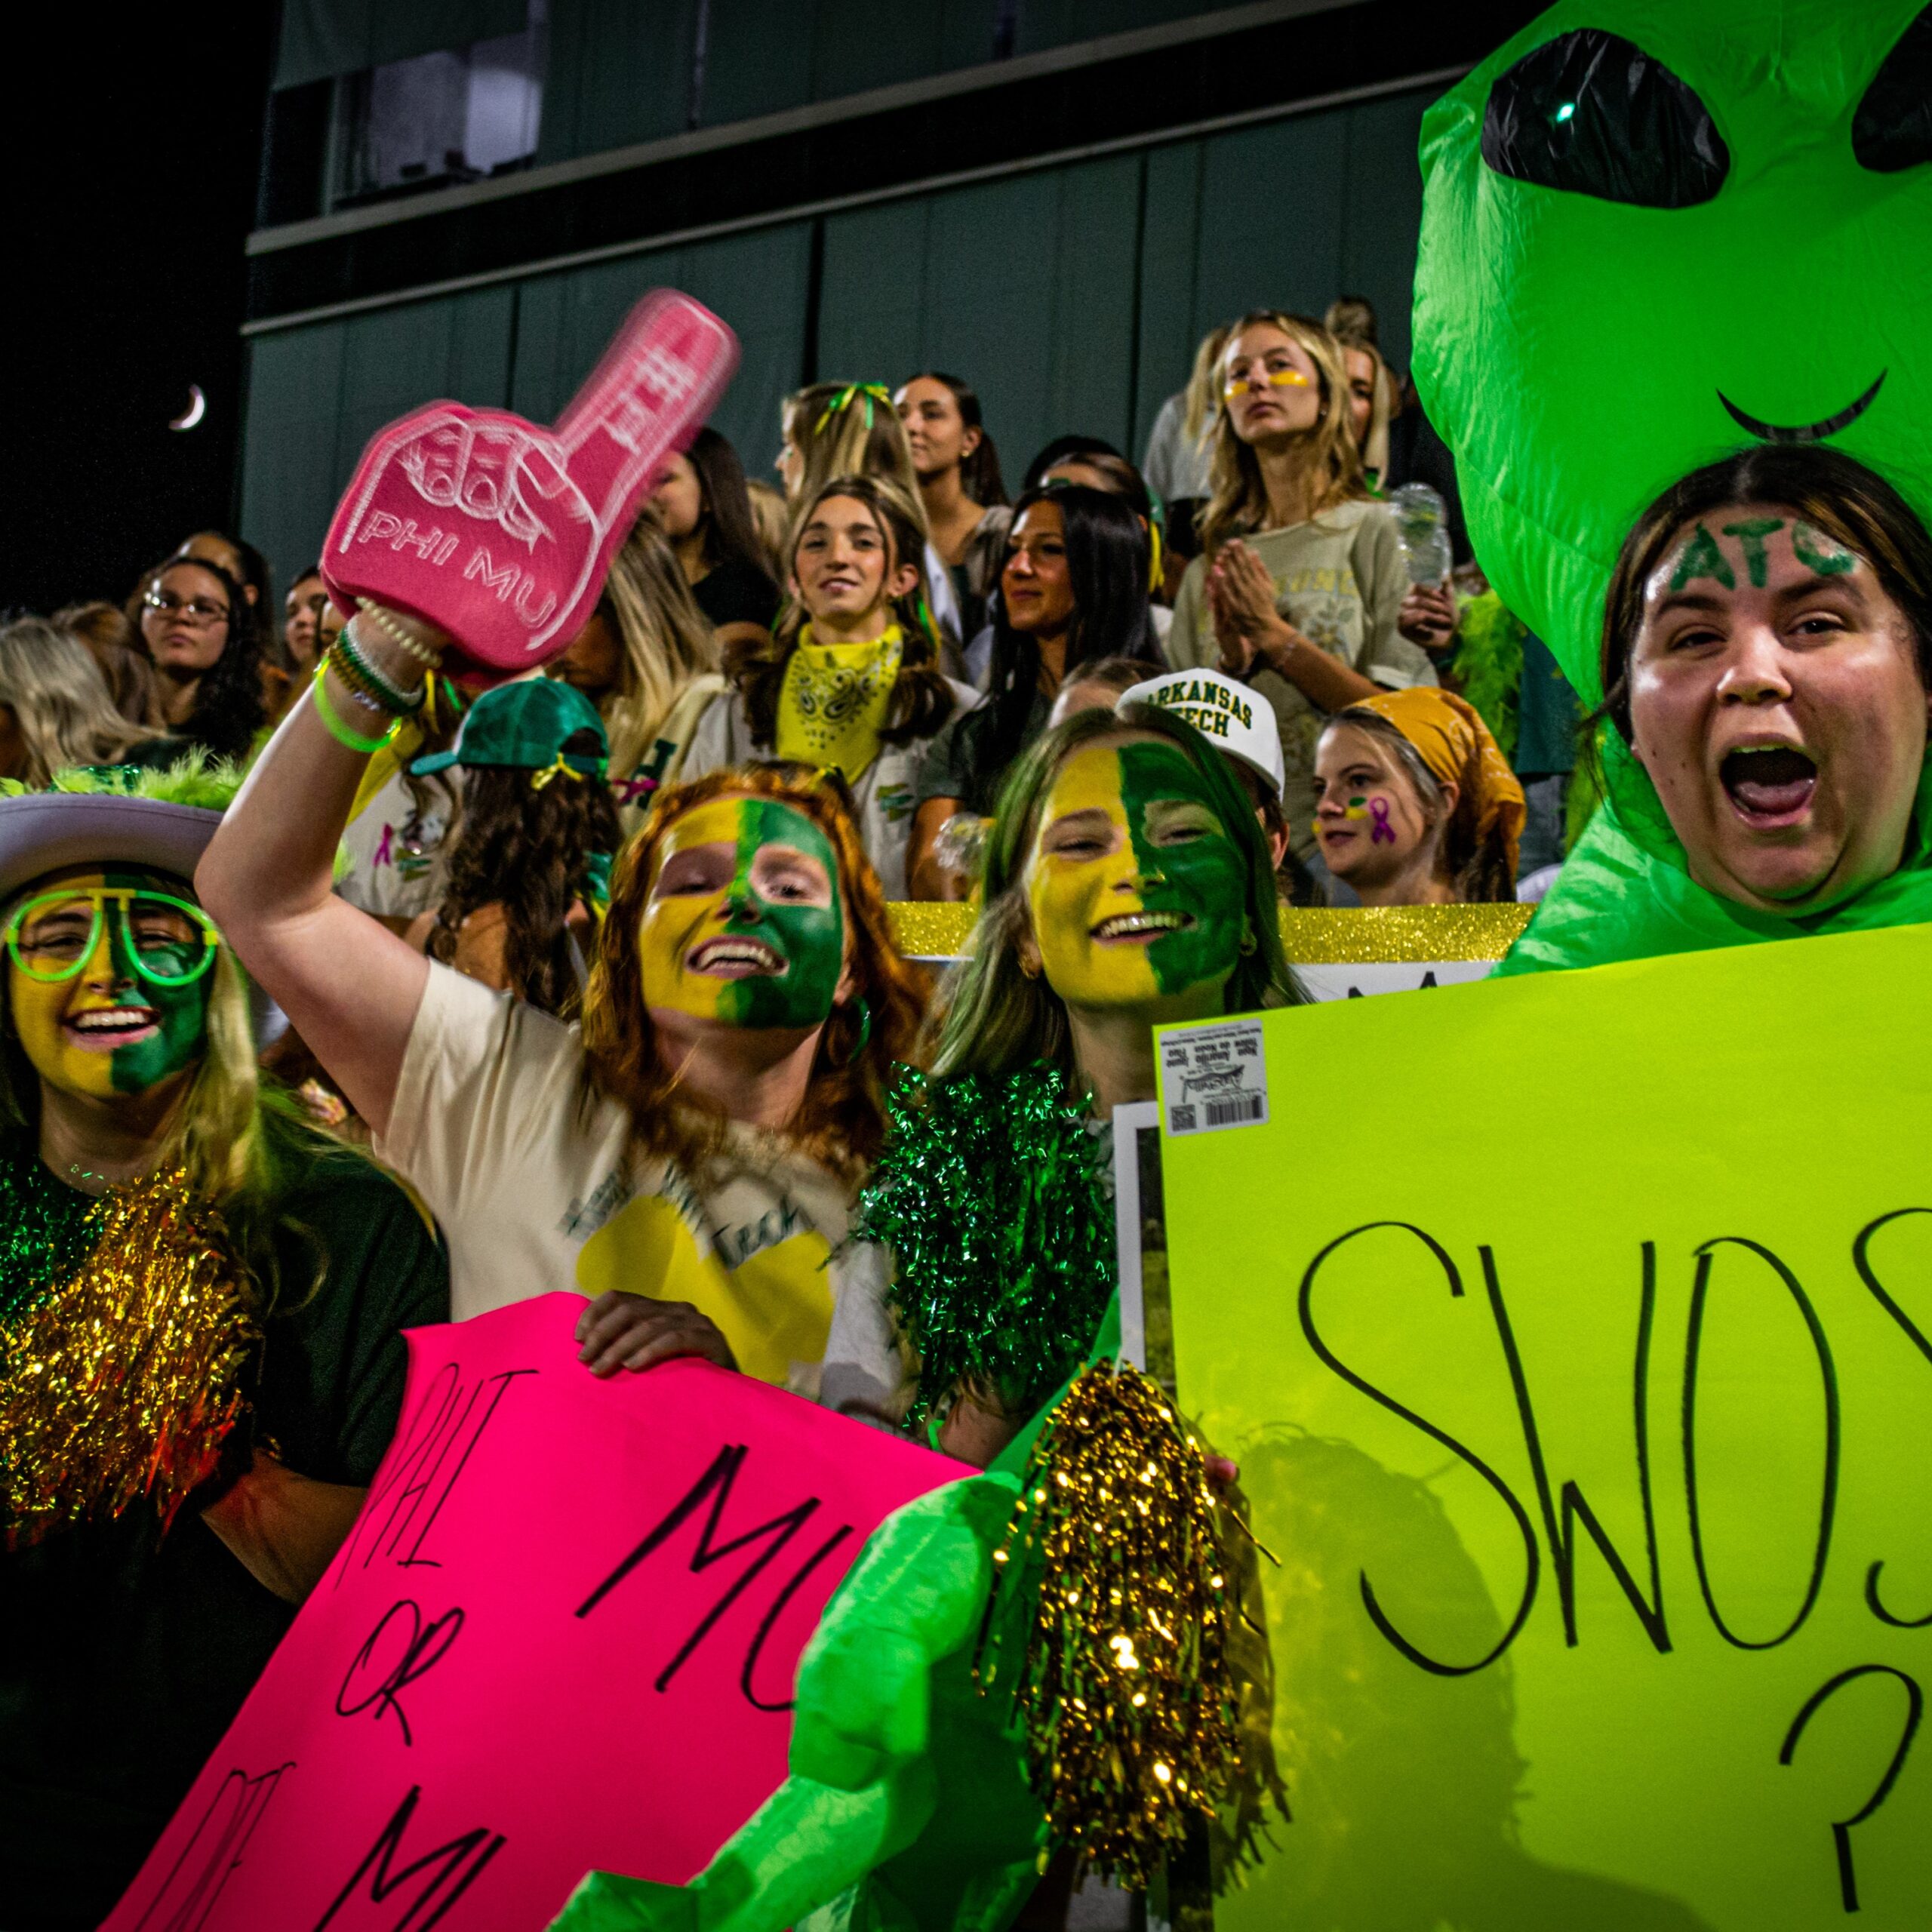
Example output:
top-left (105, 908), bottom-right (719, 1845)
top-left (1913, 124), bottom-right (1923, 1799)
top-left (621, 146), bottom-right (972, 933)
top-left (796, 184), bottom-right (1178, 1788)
top-left (977, 1360), bottom-right (1245, 1887)
top-left (0, 1168), bottom-right (258, 1548)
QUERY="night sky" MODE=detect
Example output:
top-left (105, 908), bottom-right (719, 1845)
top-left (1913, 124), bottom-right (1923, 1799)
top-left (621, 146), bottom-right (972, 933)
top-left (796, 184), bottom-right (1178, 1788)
top-left (3, 5), bottom-right (274, 614)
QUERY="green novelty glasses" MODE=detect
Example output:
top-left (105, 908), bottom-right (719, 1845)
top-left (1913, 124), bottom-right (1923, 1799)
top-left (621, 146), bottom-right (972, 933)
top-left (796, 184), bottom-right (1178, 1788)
top-left (5, 888), bottom-right (221, 987)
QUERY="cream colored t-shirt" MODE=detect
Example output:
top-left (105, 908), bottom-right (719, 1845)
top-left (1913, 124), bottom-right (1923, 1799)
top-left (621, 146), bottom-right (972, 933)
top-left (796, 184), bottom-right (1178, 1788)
top-left (1166, 500), bottom-right (1436, 859)
top-left (376, 963), bottom-right (909, 1420)
top-left (337, 767), bottom-right (461, 921)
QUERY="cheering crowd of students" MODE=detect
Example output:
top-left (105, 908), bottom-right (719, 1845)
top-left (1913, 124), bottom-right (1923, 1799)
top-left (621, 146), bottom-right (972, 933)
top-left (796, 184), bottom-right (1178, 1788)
top-left (5, 285), bottom-right (1932, 1927)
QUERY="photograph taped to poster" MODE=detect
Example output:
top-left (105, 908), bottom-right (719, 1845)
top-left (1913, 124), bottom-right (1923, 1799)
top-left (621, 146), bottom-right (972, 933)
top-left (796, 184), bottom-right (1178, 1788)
top-left (1159, 921), bottom-right (1932, 1930)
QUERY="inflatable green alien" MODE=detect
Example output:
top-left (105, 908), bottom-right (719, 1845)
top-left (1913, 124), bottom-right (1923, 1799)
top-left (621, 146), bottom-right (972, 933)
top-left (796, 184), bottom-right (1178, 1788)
top-left (1417, 0), bottom-right (1932, 969)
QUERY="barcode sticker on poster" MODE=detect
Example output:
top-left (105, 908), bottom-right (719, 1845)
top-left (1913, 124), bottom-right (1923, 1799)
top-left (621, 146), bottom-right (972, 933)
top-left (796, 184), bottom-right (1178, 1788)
top-left (1158, 1017), bottom-right (1268, 1137)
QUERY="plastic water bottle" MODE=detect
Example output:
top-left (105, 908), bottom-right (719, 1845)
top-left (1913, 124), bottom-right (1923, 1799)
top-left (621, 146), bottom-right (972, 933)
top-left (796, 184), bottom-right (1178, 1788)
top-left (1391, 482), bottom-right (1453, 586)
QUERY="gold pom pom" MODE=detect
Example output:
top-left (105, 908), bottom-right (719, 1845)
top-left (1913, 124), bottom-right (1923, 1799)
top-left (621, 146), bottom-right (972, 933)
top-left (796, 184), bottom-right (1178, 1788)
top-left (977, 1360), bottom-right (1249, 1888)
top-left (0, 1169), bottom-right (258, 1548)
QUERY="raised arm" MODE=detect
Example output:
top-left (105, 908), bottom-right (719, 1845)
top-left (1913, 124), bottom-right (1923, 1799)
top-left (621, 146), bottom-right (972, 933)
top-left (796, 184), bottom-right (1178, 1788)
top-left (196, 614), bottom-right (441, 1139)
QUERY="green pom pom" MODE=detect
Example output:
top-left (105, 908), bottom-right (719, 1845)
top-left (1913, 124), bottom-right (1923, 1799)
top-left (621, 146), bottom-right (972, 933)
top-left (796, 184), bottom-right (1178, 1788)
top-left (0, 1150), bottom-right (98, 1326)
top-left (854, 1065), bottom-right (1116, 1428)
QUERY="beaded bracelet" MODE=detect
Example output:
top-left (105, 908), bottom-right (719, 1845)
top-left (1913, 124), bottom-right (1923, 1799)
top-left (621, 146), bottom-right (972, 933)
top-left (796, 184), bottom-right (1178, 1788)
top-left (312, 664), bottom-right (398, 755)
top-left (320, 644), bottom-right (390, 715)
top-left (324, 641), bottom-right (411, 719)
top-left (353, 598), bottom-right (444, 669)
top-left (332, 626), bottom-right (424, 714)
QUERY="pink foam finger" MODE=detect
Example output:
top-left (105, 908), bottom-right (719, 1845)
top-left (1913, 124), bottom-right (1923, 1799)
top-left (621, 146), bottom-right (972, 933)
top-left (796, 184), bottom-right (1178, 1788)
top-left (321, 293), bottom-right (737, 675)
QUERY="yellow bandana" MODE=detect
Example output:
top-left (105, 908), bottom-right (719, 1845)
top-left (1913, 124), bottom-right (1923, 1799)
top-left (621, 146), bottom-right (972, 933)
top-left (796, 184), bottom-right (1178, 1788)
top-left (774, 623), bottom-right (903, 780)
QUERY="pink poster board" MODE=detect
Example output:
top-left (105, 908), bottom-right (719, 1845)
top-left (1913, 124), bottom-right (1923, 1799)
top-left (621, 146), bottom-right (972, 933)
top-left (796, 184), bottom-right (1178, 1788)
top-left (106, 1293), bottom-right (962, 1930)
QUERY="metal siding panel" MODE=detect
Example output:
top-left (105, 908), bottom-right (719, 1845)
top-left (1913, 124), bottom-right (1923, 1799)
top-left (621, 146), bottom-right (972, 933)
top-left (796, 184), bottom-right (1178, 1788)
top-left (238, 323), bottom-right (348, 586)
top-left (1338, 88), bottom-right (1432, 373)
top-left (661, 226), bottom-right (814, 473)
top-left (511, 226), bottom-right (811, 475)
top-left (535, 0), bottom-right (694, 162)
top-left (817, 202), bottom-right (931, 397)
top-left (1044, 157), bottom-right (1142, 460)
top-left (699, 0), bottom-right (817, 127)
top-left (1134, 140), bottom-right (1206, 462)
top-left (275, 0), bottom-right (526, 91)
top-left (924, 175), bottom-right (1062, 473)
top-left (809, 0), bottom-right (946, 101)
top-left (1192, 112), bottom-right (1348, 334)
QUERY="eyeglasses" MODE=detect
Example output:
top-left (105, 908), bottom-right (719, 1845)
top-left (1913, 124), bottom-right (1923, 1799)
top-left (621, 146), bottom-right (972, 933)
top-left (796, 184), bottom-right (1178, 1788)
top-left (5, 889), bottom-right (220, 987)
top-left (143, 591), bottom-right (230, 627)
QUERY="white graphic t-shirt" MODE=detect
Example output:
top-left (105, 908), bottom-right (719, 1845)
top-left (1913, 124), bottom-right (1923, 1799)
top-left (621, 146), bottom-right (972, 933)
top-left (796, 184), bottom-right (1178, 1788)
top-left (377, 964), bottom-right (910, 1421)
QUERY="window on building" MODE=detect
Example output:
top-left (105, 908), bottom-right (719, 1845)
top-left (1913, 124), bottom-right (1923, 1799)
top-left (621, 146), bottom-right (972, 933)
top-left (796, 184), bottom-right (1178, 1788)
top-left (334, 2), bottom-right (546, 207)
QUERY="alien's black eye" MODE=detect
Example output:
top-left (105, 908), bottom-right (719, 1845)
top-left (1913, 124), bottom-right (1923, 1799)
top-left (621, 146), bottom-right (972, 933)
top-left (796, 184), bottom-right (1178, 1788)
top-left (1855, 5), bottom-right (1932, 172)
top-left (1482, 29), bottom-right (1728, 208)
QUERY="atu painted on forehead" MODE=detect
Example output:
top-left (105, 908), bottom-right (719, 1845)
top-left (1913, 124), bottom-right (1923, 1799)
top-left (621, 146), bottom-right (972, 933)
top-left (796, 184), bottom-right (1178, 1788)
top-left (1416, 0), bottom-right (1932, 701)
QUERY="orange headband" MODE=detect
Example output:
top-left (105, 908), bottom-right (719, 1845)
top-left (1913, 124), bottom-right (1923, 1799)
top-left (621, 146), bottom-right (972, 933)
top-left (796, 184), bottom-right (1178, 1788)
top-left (1343, 686), bottom-right (1525, 878)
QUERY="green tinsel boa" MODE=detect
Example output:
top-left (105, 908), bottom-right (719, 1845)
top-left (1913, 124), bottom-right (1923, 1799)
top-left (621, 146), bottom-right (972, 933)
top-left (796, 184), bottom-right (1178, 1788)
top-left (0, 1150), bottom-right (97, 1326)
top-left (852, 1063), bottom-right (1116, 1429)
top-left (1450, 589), bottom-right (1524, 764)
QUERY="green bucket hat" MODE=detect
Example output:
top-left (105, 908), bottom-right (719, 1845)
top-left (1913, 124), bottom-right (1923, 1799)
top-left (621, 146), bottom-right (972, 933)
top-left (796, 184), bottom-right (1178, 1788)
top-left (411, 678), bottom-right (609, 783)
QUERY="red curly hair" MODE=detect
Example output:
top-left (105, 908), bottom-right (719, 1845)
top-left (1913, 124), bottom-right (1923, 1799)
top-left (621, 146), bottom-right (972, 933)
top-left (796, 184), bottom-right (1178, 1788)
top-left (580, 762), bottom-right (928, 1186)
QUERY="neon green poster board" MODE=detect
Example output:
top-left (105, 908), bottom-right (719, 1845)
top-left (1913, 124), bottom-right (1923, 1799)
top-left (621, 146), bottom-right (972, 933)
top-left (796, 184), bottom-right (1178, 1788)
top-left (1159, 923), bottom-right (1932, 1929)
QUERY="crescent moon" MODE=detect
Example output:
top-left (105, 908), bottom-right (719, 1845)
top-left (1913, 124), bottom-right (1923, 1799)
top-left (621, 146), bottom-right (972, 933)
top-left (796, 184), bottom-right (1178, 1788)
top-left (169, 384), bottom-right (207, 432)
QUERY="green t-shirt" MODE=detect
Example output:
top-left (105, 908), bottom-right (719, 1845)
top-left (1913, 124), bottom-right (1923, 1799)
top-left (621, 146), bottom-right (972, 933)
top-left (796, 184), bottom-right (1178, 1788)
top-left (0, 1147), bottom-right (450, 1929)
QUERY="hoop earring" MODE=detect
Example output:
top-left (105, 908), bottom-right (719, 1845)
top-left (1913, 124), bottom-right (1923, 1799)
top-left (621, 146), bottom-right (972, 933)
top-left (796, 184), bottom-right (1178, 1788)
top-left (1238, 924), bottom-right (1257, 956)
top-left (1020, 955), bottom-right (1041, 980)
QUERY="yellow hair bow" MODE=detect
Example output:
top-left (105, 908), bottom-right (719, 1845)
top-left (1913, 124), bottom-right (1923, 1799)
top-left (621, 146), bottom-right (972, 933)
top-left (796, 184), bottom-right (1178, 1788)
top-left (531, 752), bottom-right (588, 791)
top-left (814, 382), bottom-right (894, 435)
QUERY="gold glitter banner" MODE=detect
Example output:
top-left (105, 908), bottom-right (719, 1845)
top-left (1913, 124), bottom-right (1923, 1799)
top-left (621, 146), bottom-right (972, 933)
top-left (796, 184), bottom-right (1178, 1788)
top-left (888, 900), bottom-right (1531, 964)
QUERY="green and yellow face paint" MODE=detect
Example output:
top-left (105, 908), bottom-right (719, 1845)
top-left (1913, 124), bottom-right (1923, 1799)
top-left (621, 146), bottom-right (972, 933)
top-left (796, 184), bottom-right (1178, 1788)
top-left (5, 869), bottom-right (217, 1100)
top-left (638, 796), bottom-right (844, 1031)
top-left (1025, 738), bottom-right (1247, 1011)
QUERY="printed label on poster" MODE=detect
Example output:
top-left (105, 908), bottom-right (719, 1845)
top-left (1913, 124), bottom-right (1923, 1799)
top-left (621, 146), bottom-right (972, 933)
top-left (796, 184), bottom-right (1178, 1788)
top-left (1158, 1017), bottom-right (1267, 1137)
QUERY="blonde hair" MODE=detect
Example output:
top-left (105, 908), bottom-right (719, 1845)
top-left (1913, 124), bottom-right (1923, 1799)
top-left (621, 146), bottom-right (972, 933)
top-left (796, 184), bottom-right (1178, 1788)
top-left (1199, 312), bottom-right (1368, 554)
top-left (1181, 323), bottom-right (1233, 446)
top-left (0, 619), bottom-right (151, 783)
top-left (782, 384), bottom-right (931, 540)
top-left (598, 520), bottom-right (720, 782)
top-left (1340, 338), bottom-right (1395, 487)
top-left (744, 479), bottom-right (791, 580)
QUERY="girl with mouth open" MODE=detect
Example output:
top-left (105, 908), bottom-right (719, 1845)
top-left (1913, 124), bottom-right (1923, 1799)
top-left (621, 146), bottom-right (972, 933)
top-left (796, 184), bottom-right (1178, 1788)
top-left (857, 703), bottom-right (1303, 1466)
top-left (0, 764), bottom-right (447, 1927)
top-left (681, 472), bottom-right (975, 898)
top-left (198, 589), bottom-right (929, 1424)
top-left (1502, 445), bottom-right (1932, 974)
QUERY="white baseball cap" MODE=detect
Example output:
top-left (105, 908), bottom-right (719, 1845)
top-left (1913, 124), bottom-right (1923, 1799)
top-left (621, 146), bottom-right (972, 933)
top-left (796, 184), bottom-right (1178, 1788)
top-left (1117, 669), bottom-right (1285, 799)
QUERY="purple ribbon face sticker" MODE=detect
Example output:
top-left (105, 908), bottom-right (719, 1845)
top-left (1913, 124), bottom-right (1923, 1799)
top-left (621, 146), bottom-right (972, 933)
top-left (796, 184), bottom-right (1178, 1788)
top-left (1369, 796), bottom-right (1397, 844)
